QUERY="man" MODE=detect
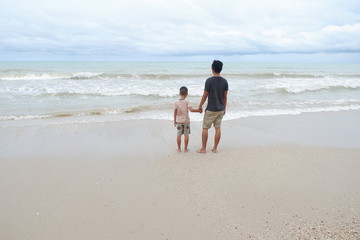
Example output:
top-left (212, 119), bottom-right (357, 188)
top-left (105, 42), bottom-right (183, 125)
top-left (197, 60), bottom-right (228, 153)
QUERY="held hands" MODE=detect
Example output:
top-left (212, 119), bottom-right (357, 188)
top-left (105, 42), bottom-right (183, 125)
top-left (188, 106), bottom-right (202, 113)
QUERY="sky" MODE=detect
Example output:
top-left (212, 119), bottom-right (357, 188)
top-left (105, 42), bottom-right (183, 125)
top-left (0, 0), bottom-right (359, 62)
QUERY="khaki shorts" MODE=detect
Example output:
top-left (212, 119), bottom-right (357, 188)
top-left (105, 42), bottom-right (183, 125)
top-left (177, 123), bottom-right (191, 136)
top-left (203, 110), bottom-right (225, 129)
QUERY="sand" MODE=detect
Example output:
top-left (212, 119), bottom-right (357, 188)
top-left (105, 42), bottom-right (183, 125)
top-left (1, 111), bottom-right (360, 239)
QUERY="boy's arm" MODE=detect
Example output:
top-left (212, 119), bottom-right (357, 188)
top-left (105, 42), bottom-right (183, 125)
top-left (173, 109), bottom-right (177, 126)
top-left (198, 91), bottom-right (209, 113)
top-left (188, 106), bottom-right (201, 113)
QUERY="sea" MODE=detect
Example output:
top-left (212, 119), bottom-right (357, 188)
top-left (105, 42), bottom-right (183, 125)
top-left (1, 61), bottom-right (360, 126)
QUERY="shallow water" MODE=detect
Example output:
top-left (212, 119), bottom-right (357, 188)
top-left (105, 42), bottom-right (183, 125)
top-left (1, 61), bottom-right (359, 125)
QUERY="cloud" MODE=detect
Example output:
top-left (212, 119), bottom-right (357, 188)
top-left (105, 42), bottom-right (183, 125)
top-left (0, 0), bottom-right (359, 60)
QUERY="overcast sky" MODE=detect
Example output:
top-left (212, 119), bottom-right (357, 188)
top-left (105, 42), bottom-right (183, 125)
top-left (0, 0), bottom-right (359, 61)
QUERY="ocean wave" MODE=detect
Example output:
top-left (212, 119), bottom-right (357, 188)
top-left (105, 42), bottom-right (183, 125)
top-left (229, 99), bottom-right (360, 108)
top-left (70, 72), bottom-right (104, 79)
top-left (0, 72), bottom-right (201, 81)
top-left (0, 72), bottom-right (104, 81)
top-left (0, 104), bottom-right (171, 121)
top-left (1, 77), bottom-right (359, 99)
top-left (0, 86), bottom-right (203, 98)
top-left (9, 90), bottom-right (185, 98)
top-left (222, 72), bottom-right (360, 80)
top-left (126, 72), bottom-right (360, 80)
top-left (4, 71), bottom-right (360, 81)
top-left (0, 111), bottom-right (111, 121)
top-left (2, 103), bottom-right (360, 122)
top-left (224, 105), bottom-right (360, 120)
top-left (231, 72), bottom-right (327, 79)
top-left (0, 73), bottom-right (71, 81)
top-left (0, 114), bottom-right (52, 121)
top-left (276, 85), bottom-right (360, 94)
top-left (254, 79), bottom-right (360, 94)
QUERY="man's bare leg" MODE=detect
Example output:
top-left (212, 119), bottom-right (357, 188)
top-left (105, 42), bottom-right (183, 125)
top-left (177, 135), bottom-right (181, 152)
top-left (211, 127), bottom-right (221, 153)
top-left (184, 135), bottom-right (189, 152)
top-left (197, 128), bottom-right (208, 153)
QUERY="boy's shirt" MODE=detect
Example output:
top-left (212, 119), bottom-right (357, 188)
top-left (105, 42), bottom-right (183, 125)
top-left (174, 99), bottom-right (191, 124)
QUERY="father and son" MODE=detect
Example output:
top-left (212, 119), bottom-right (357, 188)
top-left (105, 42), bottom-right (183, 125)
top-left (174, 60), bottom-right (228, 153)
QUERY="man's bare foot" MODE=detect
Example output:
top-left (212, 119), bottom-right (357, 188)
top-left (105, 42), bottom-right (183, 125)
top-left (197, 148), bottom-right (206, 154)
top-left (184, 149), bottom-right (189, 153)
top-left (211, 148), bottom-right (217, 153)
top-left (177, 148), bottom-right (181, 152)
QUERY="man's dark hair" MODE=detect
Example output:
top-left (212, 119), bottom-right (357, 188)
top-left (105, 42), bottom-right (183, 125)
top-left (179, 86), bottom-right (188, 95)
top-left (212, 60), bottom-right (223, 73)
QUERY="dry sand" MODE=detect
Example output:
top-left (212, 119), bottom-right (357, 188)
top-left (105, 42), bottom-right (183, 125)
top-left (1, 111), bottom-right (360, 239)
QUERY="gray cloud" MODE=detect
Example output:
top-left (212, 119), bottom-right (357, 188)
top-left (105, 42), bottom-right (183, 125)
top-left (0, 0), bottom-right (359, 60)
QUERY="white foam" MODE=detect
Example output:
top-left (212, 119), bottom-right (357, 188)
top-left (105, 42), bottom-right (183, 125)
top-left (71, 72), bottom-right (103, 79)
top-left (0, 114), bottom-right (52, 121)
top-left (256, 78), bottom-right (360, 94)
top-left (0, 72), bottom-right (104, 81)
top-left (224, 105), bottom-right (360, 120)
top-left (0, 73), bottom-right (71, 81)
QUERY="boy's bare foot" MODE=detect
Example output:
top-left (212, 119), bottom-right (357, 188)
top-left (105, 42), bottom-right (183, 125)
top-left (197, 148), bottom-right (206, 154)
top-left (184, 149), bottom-right (189, 153)
top-left (211, 148), bottom-right (217, 153)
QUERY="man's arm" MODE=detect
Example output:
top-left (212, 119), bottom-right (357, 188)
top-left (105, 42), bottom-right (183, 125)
top-left (198, 91), bottom-right (209, 113)
top-left (223, 91), bottom-right (228, 115)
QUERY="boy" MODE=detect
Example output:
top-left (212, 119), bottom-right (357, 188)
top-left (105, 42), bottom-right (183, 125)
top-left (174, 86), bottom-right (201, 152)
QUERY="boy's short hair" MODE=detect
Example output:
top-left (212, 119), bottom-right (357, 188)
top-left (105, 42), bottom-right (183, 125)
top-left (212, 60), bottom-right (223, 73)
top-left (179, 86), bottom-right (188, 96)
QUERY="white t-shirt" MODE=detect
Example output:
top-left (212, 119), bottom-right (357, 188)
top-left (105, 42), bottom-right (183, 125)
top-left (174, 99), bottom-right (191, 124)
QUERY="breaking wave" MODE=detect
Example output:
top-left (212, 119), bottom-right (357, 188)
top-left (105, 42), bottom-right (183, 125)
top-left (0, 72), bottom-right (104, 81)
top-left (2, 71), bottom-right (360, 81)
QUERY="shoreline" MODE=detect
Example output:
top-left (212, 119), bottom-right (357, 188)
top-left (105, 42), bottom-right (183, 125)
top-left (2, 106), bottom-right (360, 128)
top-left (1, 110), bottom-right (359, 158)
top-left (1, 111), bottom-right (360, 239)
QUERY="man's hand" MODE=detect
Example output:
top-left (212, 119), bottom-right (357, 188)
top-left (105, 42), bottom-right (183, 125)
top-left (198, 91), bottom-right (208, 114)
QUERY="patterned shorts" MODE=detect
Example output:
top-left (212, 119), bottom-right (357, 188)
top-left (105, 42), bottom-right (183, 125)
top-left (176, 123), bottom-right (191, 136)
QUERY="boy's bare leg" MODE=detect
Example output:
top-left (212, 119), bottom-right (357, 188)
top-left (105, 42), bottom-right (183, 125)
top-left (184, 135), bottom-right (189, 152)
top-left (211, 127), bottom-right (221, 153)
top-left (177, 135), bottom-right (181, 152)
top-left (197, 128), bottom-right (208, 153)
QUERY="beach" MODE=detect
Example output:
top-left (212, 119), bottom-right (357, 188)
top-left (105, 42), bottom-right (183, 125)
top-left (1, 111), bottom-right (360, 239)
top-left (2, 0), bottom-right (360, 237)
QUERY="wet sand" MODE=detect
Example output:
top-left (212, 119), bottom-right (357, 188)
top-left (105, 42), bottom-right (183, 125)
top-left (1, 111), bottom-right (360, 239)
